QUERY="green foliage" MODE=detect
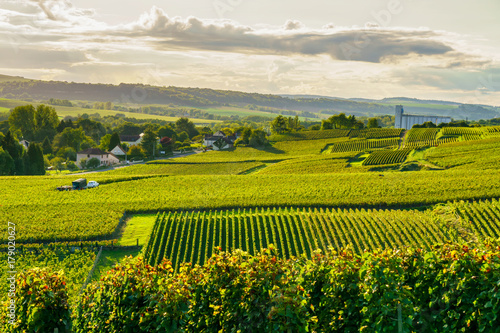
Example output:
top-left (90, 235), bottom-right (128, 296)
top-left (8, 104), bottom-right (36, 140)
top-left (271, 115), bottom-right (289, 134)
top-left (367, 117), bottom-right (380, 128)
top-left (0, 268), bottom-right (71, 332)
top-left (108, 132), bottom-right (121, 151)
top-left (53, 127), bottom-right (94, 152)
top-left (34, 104), bottom-right (59, 141)
top-left (212, 137), bottom-right (228, 150)
top-left (175, 117), bottom-right (199, 138)
top-left (26, 142), bottom-right (45, 175)
top-left (326, 138), bottom-right (399, 153)
top-left (42, 136), bottom-right (52, 154)
top-left (71, 242), bottom-right (500, 332)
top-left (128, 145), bottom-right (146, 160)
top-left (0, 147), bottom-right (14, 175)
top-left (140, 127), bottom-right (159, 157)
top-left (86, 157), bottom-right (101, 169)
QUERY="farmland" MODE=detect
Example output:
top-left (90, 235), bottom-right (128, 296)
top-left (2, 126), bottom-right (500, 331)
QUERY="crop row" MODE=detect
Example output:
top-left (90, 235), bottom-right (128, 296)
top-left (403, 137), bottom-right (459, 148)
top-left (454, 198), bottom-right (500, 239)
top-left (144, 206), bottom-right (451, 271)
top-left (405, 128), bottom-right (440, 142)
top-left (349, 128), bottom-right (403, 139)
top-left (327, 138), bottom-right (399, 153)
top-left (362, 148), bottom-right (412, 166)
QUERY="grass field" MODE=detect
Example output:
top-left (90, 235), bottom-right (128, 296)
top-left (0, 98), bottom-right (220, 124)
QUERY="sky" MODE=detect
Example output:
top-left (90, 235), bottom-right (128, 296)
top-left (1, 0), bottom-right (500, 105)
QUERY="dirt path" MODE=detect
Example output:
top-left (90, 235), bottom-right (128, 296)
top-left (398, 130), bottom-right (409, 149)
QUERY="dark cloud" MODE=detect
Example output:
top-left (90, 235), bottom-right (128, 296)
top-left (121, 7), bottom-right (456, 63)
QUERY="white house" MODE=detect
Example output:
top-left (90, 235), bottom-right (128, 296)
top-left (110, 145), bottom-right (126, 156)
top-left (203, 131), bottom-right (238, 149)
top-left (119, 133), bottom-right (143, 147)
top-left (76, 148), bottom-right (120, 168)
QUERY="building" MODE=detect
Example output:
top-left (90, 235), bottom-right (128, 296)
top-left (203, 131), bottom-right (238, 149)
top-left (394, 105), bottom-right (452, 130)
top-left (110, 145), bottom-right (126, 156)
top-left (76, 148), bottom-right (120, 168)
top-left (119, 133), bottom-right (143, 147)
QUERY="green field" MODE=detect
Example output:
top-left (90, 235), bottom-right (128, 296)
top-left (3, 126), bottom-right (500, 331)
top-left (0, 98), bottom-right (220, 124)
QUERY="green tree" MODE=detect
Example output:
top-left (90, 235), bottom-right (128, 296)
top-left (367, 118), bottom-right (380, 128)
top-left (42, 137), bottom-right (53, 154)
top-left (271, 115), bottom-right (288, 134)
top-left (9, 105), bottom-right (36, 140)
top-left (78, 158), bottom-right (87, 169)
top-left (99, 134), bottom-right (112, 151)
top-left (0, 147), bottom-right (14, 175)
top-left (128, 145), bottom-right (145, 160)
top-left (248, 129), bottom-right (268, 147)
top-left (86, 157), bottom-right (101, 169)
top-left (109, 132), bottom-right (121, 151)
top-left (1, 131), bottom-right (24, 174)
top-left (34, 105), bottom-right (59, 141)
top-left (140, 127), bottom-right (159, 157)
top-left (158, 125), bottom-right (176, 139)
top-left (175, 117), bottom-right (199, 138)
top-left (53, 127), bottom-right (93, 152)
top-left (77, 118), bottom-right (106, 143)
top-left (26, 142), bottom-right (45, 175)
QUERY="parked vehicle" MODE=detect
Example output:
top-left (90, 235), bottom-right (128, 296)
top-left (87, 181), bottom-right (99, 188)
top-left (56, 185), bottom-right (72, 191)
top-left (72, 178), bottom-right (87, 190)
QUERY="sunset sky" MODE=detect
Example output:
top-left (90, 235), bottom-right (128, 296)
top-left (1, 0), bottom-right (500, 105)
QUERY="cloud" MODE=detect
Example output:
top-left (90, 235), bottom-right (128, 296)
top-left (118, 6), bottom-right (458, 63)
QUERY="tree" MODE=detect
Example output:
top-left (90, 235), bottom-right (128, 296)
top-left (0, 147), bottom-right (14, 175)
top-left (34, 105), bottom-right (59, 141)
top-left (128, 145), bottom-right (145, 160)
top-left (9, 105), bottom-right (36, 140)
top-left (86, 157), bottom-right (101, 169)
top-left (140, 127), bottom-right (159, 157)
top-left (158, 125), bottom-right (176, 139)
top-left (42, 137), bottom-right (53, 154)
top-left (248, 129), bottom-right (268, 147)
top-left (26, 142), bottom-right (45, 175)
top-left (271, 115), bottom-right (288, 134)
top-left (77, 118), bottom-right (106, 143)
top-left (1, 131), bottom-right (24, 175)
top-left (52, 127), bottom-right (93, 152)
top-left (367, 118), bottom-right (380, 128)
top-left (50, 157), bottom-right (66, 173)
top-left (99, 134), bottom-right (112, 151)
top-left (176, 131), bottom-right (189, 143)
top-left (78, 158), bottom-right (87, 169)
top-left (109, 132), bottom-right (121, 151)
top-left (175, 117), bottom-right (199, 138)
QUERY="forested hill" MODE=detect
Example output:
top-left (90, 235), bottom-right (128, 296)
top-left (0, 75), bottom-right (498, 120)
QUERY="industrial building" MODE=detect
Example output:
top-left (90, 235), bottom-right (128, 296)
top-left (394, 105), bottom-right (452, 130)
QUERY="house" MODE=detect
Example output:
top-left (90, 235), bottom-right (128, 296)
top-left (203, 131), bottom-right (239, 149)
top-left (76, 148), bottom-right (120, 168)
top-left (19, 140), bottom-right (29, 150)
top-left (110, 145), bottom-right (126, 156)
top-left (119, 133), bottom-right (143, 147)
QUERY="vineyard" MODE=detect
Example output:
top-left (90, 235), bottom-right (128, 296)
top-left (348, 128), bottom-right (402, 139)
top-left (326, 138), bottom-right (399, 153)
top-left (362, 148), bottom-right (412, 166)
top-left (142, 206), bottom-right (455, 271)
top-left (0, 247), bottom-right (96, 302)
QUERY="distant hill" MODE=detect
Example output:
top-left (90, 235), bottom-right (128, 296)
top-left (0, 75), bottom-right (498, 121)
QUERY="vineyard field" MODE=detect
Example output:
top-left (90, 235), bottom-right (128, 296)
top-left (349, 128), bottom-right (402, 139)
top-left (362, 149), bottom-right (412, 166)
top-left (326, 138), bottom-right (399, 153)
top-left (144, 206), bottom-right (452, 270)
top-left (0, 247), bottom-right (96, 302)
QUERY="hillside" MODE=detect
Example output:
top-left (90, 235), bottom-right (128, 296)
top-left (0, 74), bottom-right (499, 120)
